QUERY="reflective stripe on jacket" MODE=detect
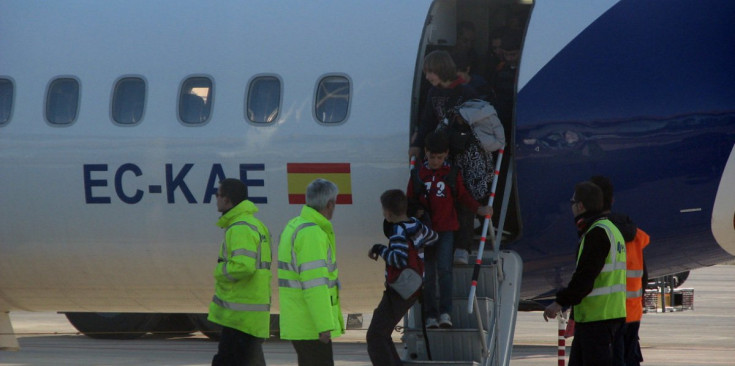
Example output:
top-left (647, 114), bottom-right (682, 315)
top-left (574, 219), bottom-right (627, 323)
top-left (278, 205), bottom-right (344, 340)
top-left (207, 200), bottom-right (272, 339)
top-left (626, 228), bottom-right (650, 322)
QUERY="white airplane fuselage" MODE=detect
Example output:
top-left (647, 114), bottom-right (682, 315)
top-left (1, 0), bottom-right (734, 318)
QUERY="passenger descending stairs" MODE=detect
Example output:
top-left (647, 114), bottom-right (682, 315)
top-left (401, 250), bottom-right (523, 366)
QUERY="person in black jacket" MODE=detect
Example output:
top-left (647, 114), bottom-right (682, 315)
top-left (544, 181), bottom-right (627, 366)
top-left (409, 50), bottom-right (477, 161)
top-left (590, 176), bottom-right (637, 242)
top-left (590, 175), bottom-right (648, 366)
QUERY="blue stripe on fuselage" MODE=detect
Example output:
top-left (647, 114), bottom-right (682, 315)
top-left (514, 0), bottom-right (735, 298)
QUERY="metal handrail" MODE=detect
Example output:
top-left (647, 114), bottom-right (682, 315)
top-left (474, 295), bottom-right (488, 357)
top-left (467, 146), bottom-right (505, 313)
top-left (464, 147), bottom-right (505, 366)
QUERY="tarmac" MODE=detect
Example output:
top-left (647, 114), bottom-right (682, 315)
top-left (1, 264), bottom-right (733, 366)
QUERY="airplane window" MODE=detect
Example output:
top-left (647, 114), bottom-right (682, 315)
top-left (179, 77), bottom-right (213, 125)
top-left (0, 78), bottom-right (12, 125)
top-left (112, 77), bottom-right (146, 125)
top-left (46, 78), bottom-right (80, 125)
top-left (247, 76), bottom-right (281, 123)
top-left (315, 75), bottom-right (350, 124)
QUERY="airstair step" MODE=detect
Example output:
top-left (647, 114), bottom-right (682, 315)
top-left (451, 264), bottom-right (496, 298)
top-left (405, 297), bottom-right (494, 330)
top-left (403, 328), bottom-right (488, 362)
top-left (403, 361), bottom-right (479, 366)
top-left (401, 250), bottom-right (523, 366)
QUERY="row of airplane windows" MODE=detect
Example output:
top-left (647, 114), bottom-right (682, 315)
top-left (0, 75), bottom-right (351, 127)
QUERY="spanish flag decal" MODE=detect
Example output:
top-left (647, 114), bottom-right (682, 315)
top-left (287, 163), bottom-right (353, 204)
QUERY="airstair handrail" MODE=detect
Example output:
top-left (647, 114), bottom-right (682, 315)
top-left (468, 147), bottom-right (505, 366)
top-left (467, 146), bottom-right (505, 314)
top-left (474, 296), bottom-right (489, 357)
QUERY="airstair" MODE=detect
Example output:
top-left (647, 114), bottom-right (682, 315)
top-left (401, 250), bottom-right (522, 366)
top-left (402, 146), bottom-right (522, 366)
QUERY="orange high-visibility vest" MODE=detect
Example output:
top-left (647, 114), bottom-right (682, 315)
top-left (626, 228), bottom-right (650, 322)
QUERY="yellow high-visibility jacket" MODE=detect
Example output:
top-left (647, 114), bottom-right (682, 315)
top-left (574, 219), bottom-right (627, 323)
top-left (278, 205), bottom-right (344, 340)
top-left (207, 200), bottom-right (272, 339)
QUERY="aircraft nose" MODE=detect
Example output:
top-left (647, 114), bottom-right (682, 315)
top-left (711, 145), bottom-right (735, 256)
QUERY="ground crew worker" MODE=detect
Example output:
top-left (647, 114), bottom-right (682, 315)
top-left (278, 178), bottom-right (345, 366)
top-left (544, 181), bottom-right (627, 366)
top-left (208, 178), bottom-right (272, 366)
top-left (590, 175), bottom-right (650, 366)
top-left (616, 228), bottom-right (649, 366)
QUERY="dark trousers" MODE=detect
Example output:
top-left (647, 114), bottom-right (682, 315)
top-left (568, 319), bottom-right (623, 366)
top-left (423, 231), bottom-right (454, 317)
top-left (292, 339), bottom-right (334, 366)
top-left (367, 288), bottom-right (418, 365)
top-left (612, 321), bottom-right (643, 366)
top-left (212, 326), bottom-right (266, 366)
top-left (455, 204), bottom-right (475, 252)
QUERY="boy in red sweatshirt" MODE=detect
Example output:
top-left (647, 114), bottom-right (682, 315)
top-left (407, 131), bottom-right (492, 328)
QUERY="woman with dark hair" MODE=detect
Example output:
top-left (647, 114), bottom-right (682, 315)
top-left (409, 50), bottom-right (477, 160)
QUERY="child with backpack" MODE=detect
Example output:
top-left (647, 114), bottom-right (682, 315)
top-left (407, 131), bottom-right (493, 328)
top-left (451, 99), bottom-right (506, 264)
top-left (367, 189), bottom-right (438, 365)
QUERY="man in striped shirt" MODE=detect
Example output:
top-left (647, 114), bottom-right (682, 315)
top-left (366, 189), bottom-right (438, 366)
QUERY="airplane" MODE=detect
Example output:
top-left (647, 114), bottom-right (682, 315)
top-left (1, 0), bottom-right (734, 346)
